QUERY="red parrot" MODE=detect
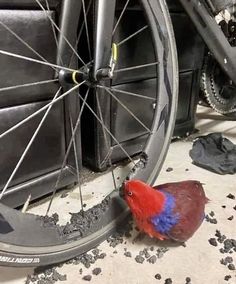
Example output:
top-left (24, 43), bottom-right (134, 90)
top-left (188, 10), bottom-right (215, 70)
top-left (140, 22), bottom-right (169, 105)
top-left (123, 180), bottom-right (209, 242)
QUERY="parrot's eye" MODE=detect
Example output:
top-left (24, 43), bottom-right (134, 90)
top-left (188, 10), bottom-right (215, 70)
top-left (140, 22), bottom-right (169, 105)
top-left (127, 191), bottom-right (133, 196)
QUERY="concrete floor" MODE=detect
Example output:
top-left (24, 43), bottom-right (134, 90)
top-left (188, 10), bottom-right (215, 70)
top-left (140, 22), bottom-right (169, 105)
top-left (0, 106), bottom-right (236, 284)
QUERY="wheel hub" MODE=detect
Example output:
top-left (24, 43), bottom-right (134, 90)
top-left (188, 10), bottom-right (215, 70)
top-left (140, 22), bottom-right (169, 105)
top-left (59, 43), bottom-right (118, 87)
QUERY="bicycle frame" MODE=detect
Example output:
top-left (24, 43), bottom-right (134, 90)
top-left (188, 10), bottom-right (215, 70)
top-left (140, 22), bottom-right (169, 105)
top-left (179, 0), bottom-right (236, 85)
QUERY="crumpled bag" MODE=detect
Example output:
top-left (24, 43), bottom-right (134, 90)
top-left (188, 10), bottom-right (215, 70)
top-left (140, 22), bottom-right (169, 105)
top-left (189, 133), bottom-right (236, 175)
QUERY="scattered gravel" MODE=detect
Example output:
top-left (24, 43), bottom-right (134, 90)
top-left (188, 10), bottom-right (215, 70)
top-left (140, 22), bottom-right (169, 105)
top-left (227, 216), bottom-right (234, 221)
top-left (92, 268), bottom-right (102, 275)
top-left (215, 230), bottom-right (227, 243)
top-left (98, 253), bottom-right (106, 259)
top-left (220, 256), bottom-right (233, 266)
top-left (26, 268), bottom-right (67, 284)
top-left (156, 247), bottom-right (169, 258)
top-left (166, 167), bottom-right (173, 172)
top-left (209, 238), bottom-right (218, 247)
top-left (185, 277), bottom-right (191, 283)
top-left (226, 194), bottom-right (235, 200)
top-left (209, 211), bottom-right (215, 217)
top-left (228, 263), bottom-right (235, 270)
top-left (135, 255), bottom-right (145, 264)
top-left (92, 249), bottom-right (100, 256)
top-left (124, 251), bottom-right (132, 258)
top-left (164, 278), bottom-right (173, 284)
top-left (60, 192), bottom-right (68, 198)
top-left (154, 274), bottom-right (162, 280)
top-left (147, 255), bottom-right (157, 264)
top-left (106, 231), bottom-right (126, 247)
top-left (224, 275), bottom-right (232, 281)
top-left (205, 214), bottom-right (218, 224)
top-left (82, 275), bottom-right (92, 281)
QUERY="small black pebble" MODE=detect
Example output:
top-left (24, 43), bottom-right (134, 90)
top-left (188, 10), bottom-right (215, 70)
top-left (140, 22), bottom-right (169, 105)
top-left (92, 249), bottom-right (99, 256)
top-left (228, 263), bottom-right (235, 270)
top-left (145, 252), bottom-right (151, 259)
top-left (185, 169), bottom-right (189, 171)
top-left (186, 277), bottom-right (191, 283)
top-left (166, 167), bottom-right (173, 172)
top-left (83, 204), bottom-right (87, 208)
top-left (150, 246), bottom-right (154, 251)
top-left (210, 218), bottom-right (218, 224)
top-left (154, 273), bottom-right (161, 280)
top-left (92, 268), bottom-right (102, 276)
top-left (135, 255), bottom-right (145, 264)
top-left (224, 275), bottom-right (232, 281)
top-left (124, 251), bottom-right (132, 258)
top-left (113, 250), bottom-right (118, 254)
top-left (222, 205), bottom-right (226, 209)
top-left (209, 238), bottom-right (218, 246)
top-left (165, 278), bottom-right (173, 284)
top-left (147, 255), bottom-right (157, 264)
top-left (209, 211), bottom-right (215, 217)
top-left (227, 194), bottom-right (235, 200)
top-left (83, 275), bottom-right (92, 281)
top-left (60, 192), bottom-right (68, 198)
top-left (220, 259), bottom-right (227, 266)
top-left (225, 256), bottom-right (233, 263)
top-left (98, 253), bottom-right (106, 259)
top-left (220, 248), bottom-right (225, 254)
top-left (227, 216), bottom-right (234, 221)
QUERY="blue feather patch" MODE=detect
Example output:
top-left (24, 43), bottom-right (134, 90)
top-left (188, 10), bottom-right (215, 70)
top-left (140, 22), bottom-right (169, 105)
top-left (150, 192), bottom-right (179, 234)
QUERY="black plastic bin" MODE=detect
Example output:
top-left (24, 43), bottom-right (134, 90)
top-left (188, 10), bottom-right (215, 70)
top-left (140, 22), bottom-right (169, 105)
top-left (167, 1), bottom-right (205, 137)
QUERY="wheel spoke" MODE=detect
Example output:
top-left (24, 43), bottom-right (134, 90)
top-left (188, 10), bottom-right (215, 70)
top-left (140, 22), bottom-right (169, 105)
top-left (69, 112), bottom-right (84, 214)
top-left (104, 87), bottom-right (152, 133)
top-left (46, 88), bottom-right (90, 215)
top-left (97, 85), bottom-right (155, 101)
top-left (82, 0), bottom-right (92, 61)
top-left (35, 0), bottom-right (86, 66)
top-left (117, 25), bottom-right (148, 47)
top-left (45, 0), bottom-right (63, 65)
top-left (0, 79), bottom-right (58, 93)
top-left (95, 90), bottom-right (117, 191)
top-left (114, 62), bottom-right (159, 73)
top-left (78, 92), bottom-right (136, 166)
top-left (0, 82), bottom-right (84, 140)
top-left (0, 87), bottom-right (62, 200)
top-left (69, 0), bottom-right (93, 68)
top-left (0, 49), bottom-right (81, 73)
top-left (0, 20), bottom-right (57, 72)
top-left (112, 0), bottom-right (130, 36)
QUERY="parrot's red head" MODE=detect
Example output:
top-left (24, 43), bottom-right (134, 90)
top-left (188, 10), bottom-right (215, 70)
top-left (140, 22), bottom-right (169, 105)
top-left (123, 180), bottom-right (166, 218)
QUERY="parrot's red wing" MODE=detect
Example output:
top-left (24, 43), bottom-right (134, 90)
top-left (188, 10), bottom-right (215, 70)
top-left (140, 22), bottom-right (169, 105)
top-left (154, 180), bottom-right (208, 242)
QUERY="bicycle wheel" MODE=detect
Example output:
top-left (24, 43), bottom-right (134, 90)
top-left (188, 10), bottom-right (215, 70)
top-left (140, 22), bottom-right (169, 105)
top-left (0, 0), bottom-right (178, 267)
